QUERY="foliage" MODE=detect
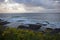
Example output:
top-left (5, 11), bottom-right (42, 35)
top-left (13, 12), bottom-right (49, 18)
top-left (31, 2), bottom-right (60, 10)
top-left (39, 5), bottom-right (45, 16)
top-left (0, 26), bottom-right (60, 40)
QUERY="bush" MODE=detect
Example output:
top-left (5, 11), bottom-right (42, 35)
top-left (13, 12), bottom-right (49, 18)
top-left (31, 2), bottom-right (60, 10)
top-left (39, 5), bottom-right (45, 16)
top-left (0, 26), bottom-right (60, 40)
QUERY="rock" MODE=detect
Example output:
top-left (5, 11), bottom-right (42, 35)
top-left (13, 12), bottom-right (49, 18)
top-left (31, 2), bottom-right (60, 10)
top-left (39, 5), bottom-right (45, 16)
top-left (0, 19), bottom-right (10, 25)
top-left (18, 24), bottom-right (29, 29)
top-left (54, 28), bottom-right (60, 33)
top-left (51, 28), bottom-right (60, 34)
top-left (46, 28), bottom-right (53, 30)
top-left (18, 24), bottom-right (42, 30)
top-left (28, 24), bottom-right (42, 30)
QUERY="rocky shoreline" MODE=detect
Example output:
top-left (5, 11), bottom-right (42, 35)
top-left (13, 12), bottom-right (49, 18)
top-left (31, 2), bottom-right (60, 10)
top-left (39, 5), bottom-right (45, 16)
top-left (0, 18), bottom-right (60, 33)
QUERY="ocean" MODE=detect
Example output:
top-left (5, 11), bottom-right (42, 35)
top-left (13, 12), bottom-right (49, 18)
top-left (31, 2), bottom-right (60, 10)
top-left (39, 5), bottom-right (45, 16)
top-left (0, 13), bottom-right (60, 28)
top-left (0, 13), bottom-right (60, 22)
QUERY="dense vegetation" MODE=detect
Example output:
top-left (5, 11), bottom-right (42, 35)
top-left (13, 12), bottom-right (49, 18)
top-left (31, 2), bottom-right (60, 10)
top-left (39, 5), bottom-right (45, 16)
top-left (0, 19), bottom-right (60, 40)
top-left (0, 25), bottom-right (60, 40)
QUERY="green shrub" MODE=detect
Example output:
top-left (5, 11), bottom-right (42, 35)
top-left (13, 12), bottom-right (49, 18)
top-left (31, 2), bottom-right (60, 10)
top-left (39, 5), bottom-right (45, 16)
top-left (0, 27), bottom-right (60, 40)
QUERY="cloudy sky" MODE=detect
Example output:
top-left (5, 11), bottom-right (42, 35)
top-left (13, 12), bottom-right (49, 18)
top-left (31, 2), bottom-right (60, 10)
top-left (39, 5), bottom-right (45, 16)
top-left (0, 0), bottom-right (60, 13)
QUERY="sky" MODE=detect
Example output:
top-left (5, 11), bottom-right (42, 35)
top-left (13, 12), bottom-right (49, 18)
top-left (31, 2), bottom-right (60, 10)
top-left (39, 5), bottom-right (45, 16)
top-left (0, 0), bottom-right (60, 13)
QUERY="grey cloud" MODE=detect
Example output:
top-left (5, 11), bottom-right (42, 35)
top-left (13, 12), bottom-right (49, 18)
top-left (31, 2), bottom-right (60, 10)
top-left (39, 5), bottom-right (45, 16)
top-left (0, 0), bottom-right (4, 2)
top-left (0, 0), bottom-right (60, 13)
top-left (16, 0), bottom-right (60, 9)
top-left (1, 0), bottom-right (60, 9)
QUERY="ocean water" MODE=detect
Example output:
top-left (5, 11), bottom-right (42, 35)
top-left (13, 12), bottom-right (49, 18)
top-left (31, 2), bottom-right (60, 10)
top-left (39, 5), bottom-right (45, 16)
top-left (0, 13), bottom-right (60, 22)
top-left (0, 13), bottom-right (60, 28)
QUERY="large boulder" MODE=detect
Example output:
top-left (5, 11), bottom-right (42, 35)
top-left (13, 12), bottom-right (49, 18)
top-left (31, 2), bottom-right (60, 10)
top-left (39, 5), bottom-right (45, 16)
top-left (18, 24), bottom-right (29, 29)
top-left (28, 24), bottom-right (42, 30)
top-left (50, 28), bottom-right (60, 34)
top-left (0, 19), bottom-right (10, 25)
top-left (18, 24), bottom-right (42, 30)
